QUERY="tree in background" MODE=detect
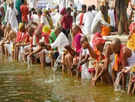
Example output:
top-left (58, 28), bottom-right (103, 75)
top-left (115, 0), bottom-right (129, 34)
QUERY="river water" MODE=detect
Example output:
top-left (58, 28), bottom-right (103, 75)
top-left (0, 56), bottom-right (135, 102)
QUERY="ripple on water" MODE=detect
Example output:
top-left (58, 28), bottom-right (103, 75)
top-left (0, 58), bottom-right (135, 102)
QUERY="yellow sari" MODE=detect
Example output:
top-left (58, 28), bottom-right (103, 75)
top-left (127, 33), bottom-right (135, 50)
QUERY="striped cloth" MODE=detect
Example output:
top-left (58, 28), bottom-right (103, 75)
top-left (37, 0), bottom-right (47, 9)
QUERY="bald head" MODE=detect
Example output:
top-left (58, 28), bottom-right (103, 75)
top-left (111, 38), bottom-right (121, 54)
top-left (112, 38), bottom-right (121, 45)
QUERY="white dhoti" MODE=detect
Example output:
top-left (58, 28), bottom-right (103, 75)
top-left (81, 66), bottom-right (91, 80)
top-left (4, 42), bottom-right (13, 56)
top-left (42, 49), bottom-right (51, 64)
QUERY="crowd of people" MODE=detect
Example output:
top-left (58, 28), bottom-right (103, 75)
top-left (0, 0), bottom-right (135, 96)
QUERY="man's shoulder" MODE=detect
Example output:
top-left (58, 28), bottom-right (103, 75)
top-left (120, 46), bottom-right (132, 57)
top-left (65, 15), bottom-right (73, 18)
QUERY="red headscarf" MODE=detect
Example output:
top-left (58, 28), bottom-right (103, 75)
top-left (92, 32), bottom-right (105, 49)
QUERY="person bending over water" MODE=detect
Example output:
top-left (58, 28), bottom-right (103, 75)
top-left (85, 38), bottom-right (130, 86)
top-left (85, 33), bottom-right (112, 86)
top-left (105, 38), bottom-right (131, 90)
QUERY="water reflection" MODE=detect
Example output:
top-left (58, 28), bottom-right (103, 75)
top-left (0, 57), bottom-right (135, 102)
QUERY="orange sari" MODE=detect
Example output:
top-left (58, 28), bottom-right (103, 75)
top-left (113, 45), bottom-right (124, 72)
top-left (101, 16), bottom-right (110, 36)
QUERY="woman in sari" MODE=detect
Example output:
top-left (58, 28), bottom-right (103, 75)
top-left (62, 25), bottom-right (82, 76)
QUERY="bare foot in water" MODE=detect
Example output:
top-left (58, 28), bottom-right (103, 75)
top-left (91, 78), bottom-right (97, 86)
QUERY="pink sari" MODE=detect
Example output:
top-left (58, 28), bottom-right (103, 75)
top-left (72, 33), bottom-right (82, 54)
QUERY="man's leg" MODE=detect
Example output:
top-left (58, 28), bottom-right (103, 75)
top-left (0, 44), bottom-right (5, 55)
top-left (40, 51), bottom-right (46, 68)
top-left (121, 73), bottom-right (127, 90)
top-left (112, 70), bottom-right (117, 84)
top-left (132, 83), bottom-right (135, 95)
top-left (15, 46), bottom-right (19, 61)
top-left (92, 65), bottom-right (102, 86)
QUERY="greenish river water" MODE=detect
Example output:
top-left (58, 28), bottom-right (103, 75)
top-left (0, 56), bottom-right (135, 102)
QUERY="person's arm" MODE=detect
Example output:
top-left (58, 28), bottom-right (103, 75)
top-left (103, 44), bottom-right (112, 70)
top-left (29, 45), bottom-right (42, 56)
top-left (32, 35), bottom-right (37, 46)
top-left (91, 15), bottom-right (99, 33)
top-left (122, 47), bottom-right (132, 68)
top-left (84, 37), bottom-right (98, 59)
top-left (122, 55), bottom-right (129, 69)
top-left (128, 32), bottom-right (132, 40)
top-left (17, 42), bottom-right (31, 47)
top-left (80, 54), bottom-right (89, 65)
top-left (14, 8), bottom-right (18, 16)
top-left (87, 44), bottom-right (98, 59)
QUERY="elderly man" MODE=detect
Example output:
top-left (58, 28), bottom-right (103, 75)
top-left (86, 38), bottom-right (131, 86)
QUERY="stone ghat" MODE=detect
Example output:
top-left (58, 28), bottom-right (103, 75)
top-left (103, 34), bottom-right (128, 44)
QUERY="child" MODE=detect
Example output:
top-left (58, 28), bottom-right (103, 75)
top-left (73, 36), bottom-right (90, 80)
